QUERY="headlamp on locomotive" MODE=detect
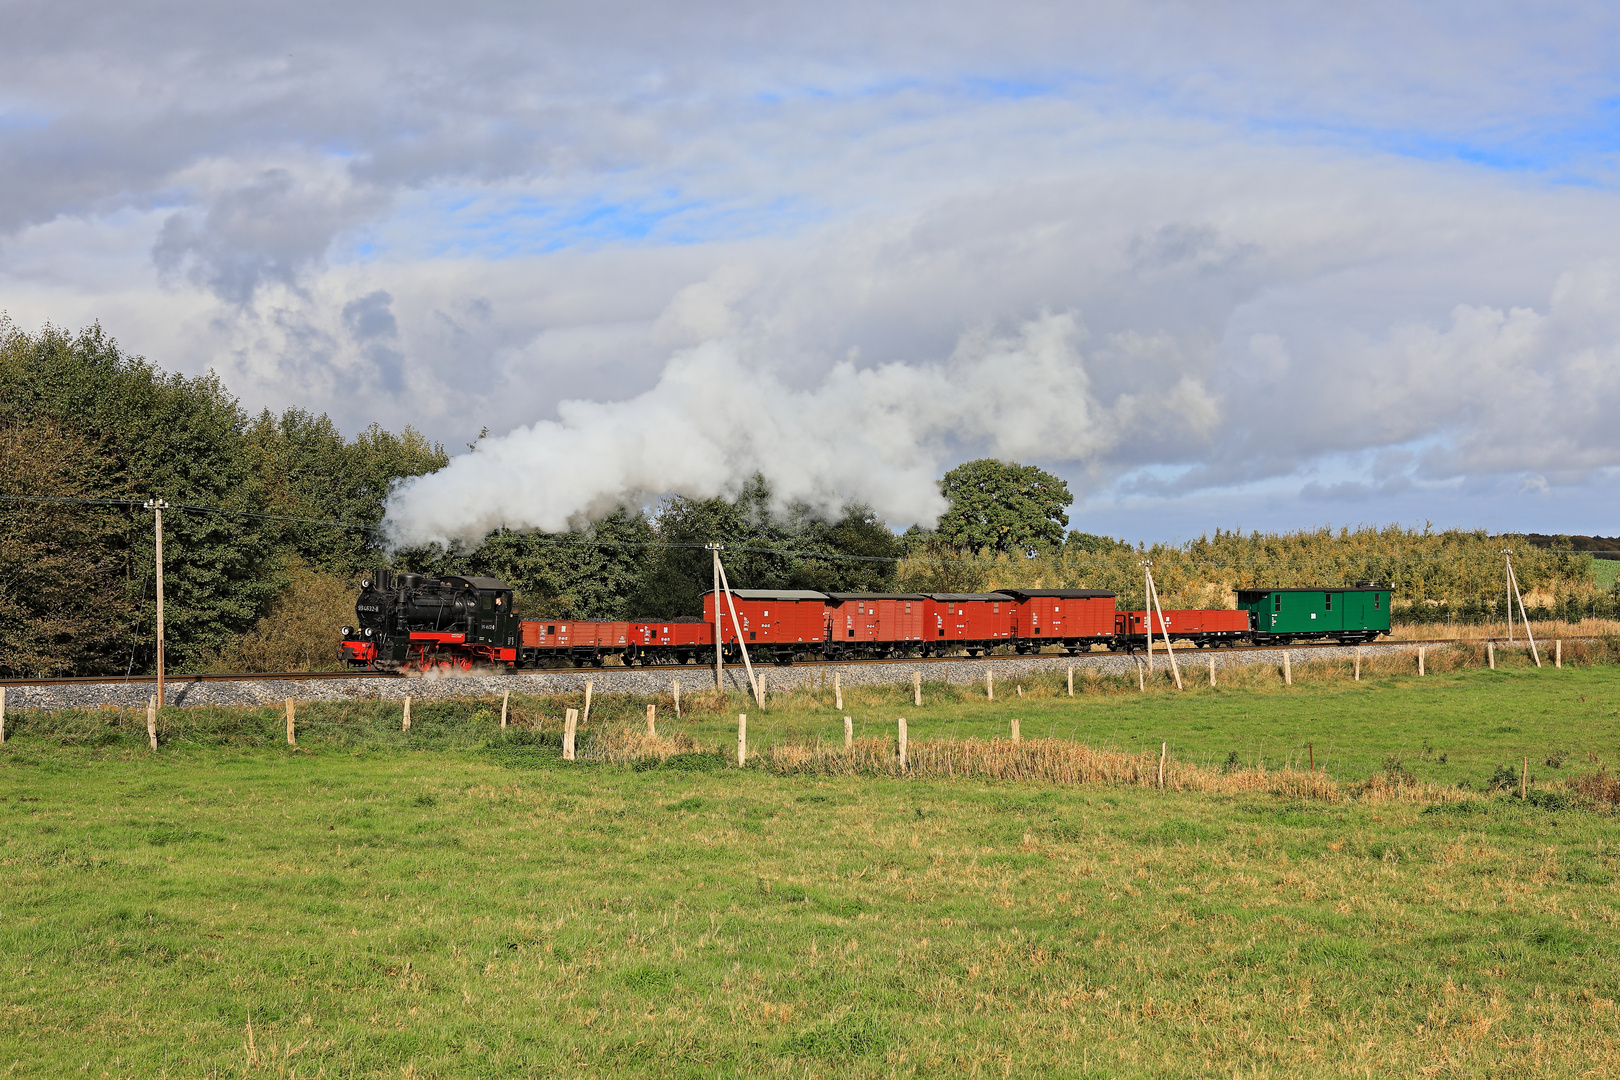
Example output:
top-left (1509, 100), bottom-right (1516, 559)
top-left (339, 570), bottom-right (518, 672)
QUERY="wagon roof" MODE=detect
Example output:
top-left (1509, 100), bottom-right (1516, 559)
top-left (999, 589), bottom-right (1117, 599)
top-left (825, 592), bottom-right (929, 601)
top-left (1236, 585), bottom-right (1386, 594)
top-left (925, 593), bottom-right (1015, 602)
top-left (704, 589), bottom-right (829, 601)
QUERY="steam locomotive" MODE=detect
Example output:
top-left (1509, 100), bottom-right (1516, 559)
top-left (338, 572), bottom-right (1391, 672)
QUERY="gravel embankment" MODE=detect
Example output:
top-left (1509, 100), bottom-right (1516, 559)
top-left (5, 641), bottom-right (1437, 711)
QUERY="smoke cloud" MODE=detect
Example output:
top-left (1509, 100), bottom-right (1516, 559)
top-left (381, 312), bottom-right (1219, 547)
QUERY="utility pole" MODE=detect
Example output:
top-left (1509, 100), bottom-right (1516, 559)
top-left (144, 499), bottom-right (170, 707)
top-left (1503, 549), bottom-right (1542, 667)
top-left (1504, 549), bottom-right (1513, 642)
top-left (709, 543), bottom-right (724, 689)
top-left (1141, 560), bottom-right (1182, 690)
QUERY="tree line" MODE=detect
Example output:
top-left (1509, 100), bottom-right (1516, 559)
top-left (3, 316), bottom-right (1609, 676)
top-left (0, 319), bottom-right (1076, 675)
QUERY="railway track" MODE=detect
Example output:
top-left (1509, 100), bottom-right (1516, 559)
top-left (0, 669), bottom-right (400, 689)
top-left (0, 636), bottom-right (1513, 688)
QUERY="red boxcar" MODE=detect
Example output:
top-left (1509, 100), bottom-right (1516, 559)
top-left (823, 593), bottom-right (928, 655)
top-left (518, 618), bottom-right (632, 666)
top-left (1001, 589), bottom-right (1117, 652)
top-left (1113, 609), bottom-right (1250, 649)
top-left (626, 619), bottom-right (713, 664)
top-left (703, 589), bottom-right (828, 659)
top-left (923, 593), bottom-right (1014, 654)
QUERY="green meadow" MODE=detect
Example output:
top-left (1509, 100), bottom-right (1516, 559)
top-left (3, 652), bottom-right (1619, 1077)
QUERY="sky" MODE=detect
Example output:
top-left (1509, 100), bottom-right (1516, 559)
top-left (4, 1), bottom-right (1620, 545)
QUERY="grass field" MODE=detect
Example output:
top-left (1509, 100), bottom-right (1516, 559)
top-left (4, 658), bottom-right (1620, 1077)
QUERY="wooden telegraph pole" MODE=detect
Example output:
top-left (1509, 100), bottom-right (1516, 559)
top-left (144, 499), bottom-right (170, 708)
top-left (714, 554), bottom-right (761, 707)
top-left (709, 543), bottom-right (724, 689)
top-left (1503, 549), bottom-right (1541, 668)
top-left (1141, 560), bottom-right (1182, 690)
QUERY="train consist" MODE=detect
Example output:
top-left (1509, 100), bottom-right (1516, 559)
top-left (338, 571), bottom-right (1391, 672)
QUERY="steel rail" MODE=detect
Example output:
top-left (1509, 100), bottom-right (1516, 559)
top-left (0, 635), bottom-right (1569, 687)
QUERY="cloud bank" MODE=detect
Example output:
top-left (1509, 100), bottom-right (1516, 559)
top-left (5, 1), bottom-right (1620, 539)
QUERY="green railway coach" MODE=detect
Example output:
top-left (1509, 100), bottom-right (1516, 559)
top-left (1235, 584), bottom-right (1391, 644)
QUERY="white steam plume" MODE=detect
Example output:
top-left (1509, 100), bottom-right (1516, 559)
top-left (381, 313), bottom-right (1219, 547)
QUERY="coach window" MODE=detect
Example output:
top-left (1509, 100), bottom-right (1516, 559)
top-left (547, 625), bottom-right (556, 634)
top-left (1374, 594), bottom-right (1381, 608)
top-left (1324, 594), bottom-right (1332, 611)
top-left (1274, 595), bottom-right (1281, 612)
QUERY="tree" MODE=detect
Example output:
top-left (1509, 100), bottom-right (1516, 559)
top-left (625, 477), bottom-right (904, 618)
top-left (937, 459), bottom-right (1072, 556)
top-left (243, 408), bottom-right (448, 579)
top-left (0, 318), bottom-right (281, 673)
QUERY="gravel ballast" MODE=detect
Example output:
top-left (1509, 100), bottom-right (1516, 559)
top-left (4, 641), bottom-right (1439, 712)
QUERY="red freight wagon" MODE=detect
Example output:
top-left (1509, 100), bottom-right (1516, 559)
top-left (923, 593), bottom-right (1014, 655)
top-left (824, 593), bottom-right (928, 656)
top-left (1000, 589), bottom-right (1117, 652)
top-left (1113, 609), bottom-right (1250, 650)
top-left (518, 619), bottom-right (632, 666)
top-left (703, 589), bottom-right (828, 661)
top-left (626, 619), bottom-right (713, 665)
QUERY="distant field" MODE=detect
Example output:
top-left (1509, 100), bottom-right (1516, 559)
top-left (3, 661), bottom-right (1619, 1077)
top-left (1593, 557), bottom-right (1620, 589)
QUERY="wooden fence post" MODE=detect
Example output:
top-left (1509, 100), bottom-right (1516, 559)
top-left (756, 672), bottom-right (766, 706)
top-left (0, 686), bottom-right (6, 744)
top-left (1283, 652), bottom-right (1292, 686)
top-left (285, 698), bottom-right (296, 747)
top-left (402, 695), bottom-right (411, 731)
top-left (913, 670), bottom-right (922, 707)
top-left (582, 681), bottom-right (594, 725)
top-left (1555, 640), bottom-right (1562, 669)
top-left (1308, 742), bottom-right (1315, 773)
top-left (1158, 741), bottom-right (1167, 790)
top-left (844, 716), bottom-right (853, 748)
top-left (1016, 685), bottom-right (1023, 698)
top-left (1355, 647), bottom-right (1362, 681)
top-left (737, 714), bottom-right (747, 767)
top-left (834, 672), bottom-right (842, 712)
top-left (985, 669), bottom-right (993, 701)
top-left (500, 690), bottom-right (509, 729)
top-left (1521, 756), bottom-right (1528, 800)
top-left (147, 696), bottom-right (158, 751)
top-left (1418, 647), bottom-right (1426, 676)
top-left (646, 704), bottom-right (657, 738)
top-left (1487, 641), bottom-right (1495, 670)
top-left (1067, 665), bottom-right (1074, 697)
top-left (563, 708), bottom-right (577, 761)
top-left (674, 679), bottom-right (682, 717)
top-left (1208, 655), bottom-right (1216, 688)
top-left (897, 718), bottom-right (907, 772)
top-left (1010, 718), bottom-right (1021, 743)
top-left (1137, 659), bottom-right (1145, 692)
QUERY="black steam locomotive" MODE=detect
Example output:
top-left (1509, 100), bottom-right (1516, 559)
top-left (339, 571), bottom-right (517, 672)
